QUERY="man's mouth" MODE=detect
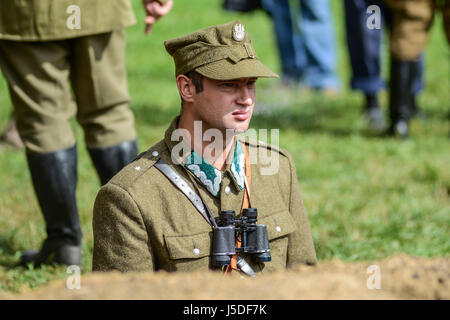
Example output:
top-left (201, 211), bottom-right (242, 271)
top-left (232, 110), bottom-right (249, 121)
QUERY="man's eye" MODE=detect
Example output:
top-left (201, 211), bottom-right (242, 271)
top-left (222, 83), bottom-right (236, 88)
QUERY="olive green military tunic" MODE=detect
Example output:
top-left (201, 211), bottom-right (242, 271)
top-left (385, 0), bottom-right (450, 61)
top-left (92, 117), bottom-right (317, 274)
top-left (0, 0), bottom-right (151, 152)
top-left (0, 0), bottom-right (136, 41)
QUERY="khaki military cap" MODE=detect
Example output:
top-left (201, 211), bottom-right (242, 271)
top-left (164, 20), bottom-right (278, 80)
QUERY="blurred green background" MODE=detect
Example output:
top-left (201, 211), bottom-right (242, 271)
top-left (0, 0), bottom-right (449, 292)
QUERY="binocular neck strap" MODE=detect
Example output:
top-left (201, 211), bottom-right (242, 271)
top-left (241, 142), bottom-right (252, 210)
top-left (225, 142), bottom-right (252, 275)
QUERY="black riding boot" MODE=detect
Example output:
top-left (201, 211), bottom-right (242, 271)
top-left (387, 58), bottom-right (415, 138)
top-left (21, 144), bottom-right (82, 267)
top-left (87, 139), bottom-right (138, 186)
top-left (409, 57), bottom-right (427, 120)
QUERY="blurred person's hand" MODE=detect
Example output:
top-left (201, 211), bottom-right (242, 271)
top-left (142, 0), bottom-right (173, 35)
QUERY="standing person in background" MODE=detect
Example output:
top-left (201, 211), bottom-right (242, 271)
top-left (0, 112), bottom-right (24, 149)
top-left (0, 0), bottom-right (173, 267)
top-left (384, 0), bottom-right (449, 138)
top-left (344, 0), bottom-right (425, 133)
top-left (262, 0), bottom-right (340, 94)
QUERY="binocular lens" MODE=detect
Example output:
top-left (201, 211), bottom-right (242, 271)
top-left (243, 208), bottom-right (257, 219)
top-left (212, 255), bottom-right (231, 266)
top-left (254, 252), bottom-right (271, 263)
top-left (219, 210), bottom-right (235, 226)
top-left (247, 224), bottom-right (271, 262)
top-left (212, 209), bottom-right (271, 268)
top-left (212, 226), bottom-right (236, 266)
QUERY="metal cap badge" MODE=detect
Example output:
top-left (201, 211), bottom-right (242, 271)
top-left (164, 20), bottom-right (279, 80)
top-left (233, 23), bottom-right (245, 41)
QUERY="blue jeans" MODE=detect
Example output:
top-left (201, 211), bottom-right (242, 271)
top-left (344, 0), bottom-right (424, 95)
top-left (262, 0), bottom-right (340, 89)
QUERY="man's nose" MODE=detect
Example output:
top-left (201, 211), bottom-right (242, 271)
top-left (236, 86), bottom-right (254, 106)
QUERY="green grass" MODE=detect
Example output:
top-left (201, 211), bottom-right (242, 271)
top-left (0, 0), bottom-right (449, 293)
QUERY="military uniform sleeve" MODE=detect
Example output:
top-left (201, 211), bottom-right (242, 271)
top-left (285, 153), bottom-right (317, 267)
top-left (92, 183), bottom-right (154, 272)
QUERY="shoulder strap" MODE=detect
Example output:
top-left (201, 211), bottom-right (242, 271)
top-left (154, 159), bottom-right (217, 228)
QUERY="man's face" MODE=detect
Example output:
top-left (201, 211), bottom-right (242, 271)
top-left (190, 76), bottom-right (257, 135)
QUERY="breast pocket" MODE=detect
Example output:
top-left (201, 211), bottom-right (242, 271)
top-left (162, 210), bottom-right (297, 273)
top-left (258, 210), bottom-right (297, 271)
top-left (163, 230), bottom-right (213, 272)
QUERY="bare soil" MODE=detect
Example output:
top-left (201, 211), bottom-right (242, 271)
top-left (3, 254), bottom-right (449, 300)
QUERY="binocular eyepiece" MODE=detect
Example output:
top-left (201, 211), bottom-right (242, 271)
top-left (211, 208), bottom-right (271, 267)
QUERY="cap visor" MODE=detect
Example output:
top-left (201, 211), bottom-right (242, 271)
top-left (195, 58), bottom-right (279, 80)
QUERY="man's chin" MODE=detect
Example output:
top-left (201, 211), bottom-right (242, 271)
top-left (226, 123), bottom-right (249, 135)
top-left (232, 118), bottom-right (252, 130)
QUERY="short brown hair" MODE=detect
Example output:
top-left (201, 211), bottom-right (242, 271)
top-left (180, 70), bottom-right (204, 112)
top-left (184, 70), bottom-right (204, 93)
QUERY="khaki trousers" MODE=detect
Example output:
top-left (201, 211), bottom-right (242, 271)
top-left (0, 29), bottom-right (136, 153)
top-left (386, 0), bottom-right (450, 60)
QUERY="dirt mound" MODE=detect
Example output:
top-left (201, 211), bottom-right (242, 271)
top-left (4, 254), bottom-right (449, 300)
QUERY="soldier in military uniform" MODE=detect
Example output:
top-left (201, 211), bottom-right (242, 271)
top-left (0, 113), bottom-right (24, 149)
top-left (0, 0), bottom-right (172, 266)
top-left (384, 0), bottom-right (450, 137)
top-left (93, 21), bottom-right (317, 275)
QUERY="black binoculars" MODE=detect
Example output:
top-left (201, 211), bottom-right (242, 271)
top-left (211, 208), bottom-right (271, 266)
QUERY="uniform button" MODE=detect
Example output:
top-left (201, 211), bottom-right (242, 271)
top-left (193, 248), bottom-right (200, 256)
top-left (152, 151), bottom-right (159, 157)
top-left (135, 166), bottom-right (141, 171)
top-left (276, 226), bottom-right (281, 233)
top-left (224, 186), bottom-right (231, 195)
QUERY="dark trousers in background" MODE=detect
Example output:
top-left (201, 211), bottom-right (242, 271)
top-left (344, 0), bottom-right (424, 96)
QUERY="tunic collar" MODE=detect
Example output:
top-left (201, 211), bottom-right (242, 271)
top-left (164, 116), bottom-right (246, 197)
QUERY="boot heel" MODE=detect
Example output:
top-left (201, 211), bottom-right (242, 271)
top-left (54, 244), bottom-right (82, 266)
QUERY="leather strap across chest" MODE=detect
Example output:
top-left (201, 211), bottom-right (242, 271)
top-left (154, 158), bottom-right (218, 228)
top-left (225, 142), bottom-right (252, 275)
top-left (154, 142), bottom-right (254, 276)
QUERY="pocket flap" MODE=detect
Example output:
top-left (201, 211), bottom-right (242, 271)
top-left (258, 210), bottom-right (297, 241)
top-left (164, 231), bottom-right (212, 260)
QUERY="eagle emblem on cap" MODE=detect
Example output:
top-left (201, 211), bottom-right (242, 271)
top-left (233, 23), bottom-right (245, 41)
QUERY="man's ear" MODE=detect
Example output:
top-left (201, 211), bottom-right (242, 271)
top-left (177, 75), bottom-right (195, 103)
